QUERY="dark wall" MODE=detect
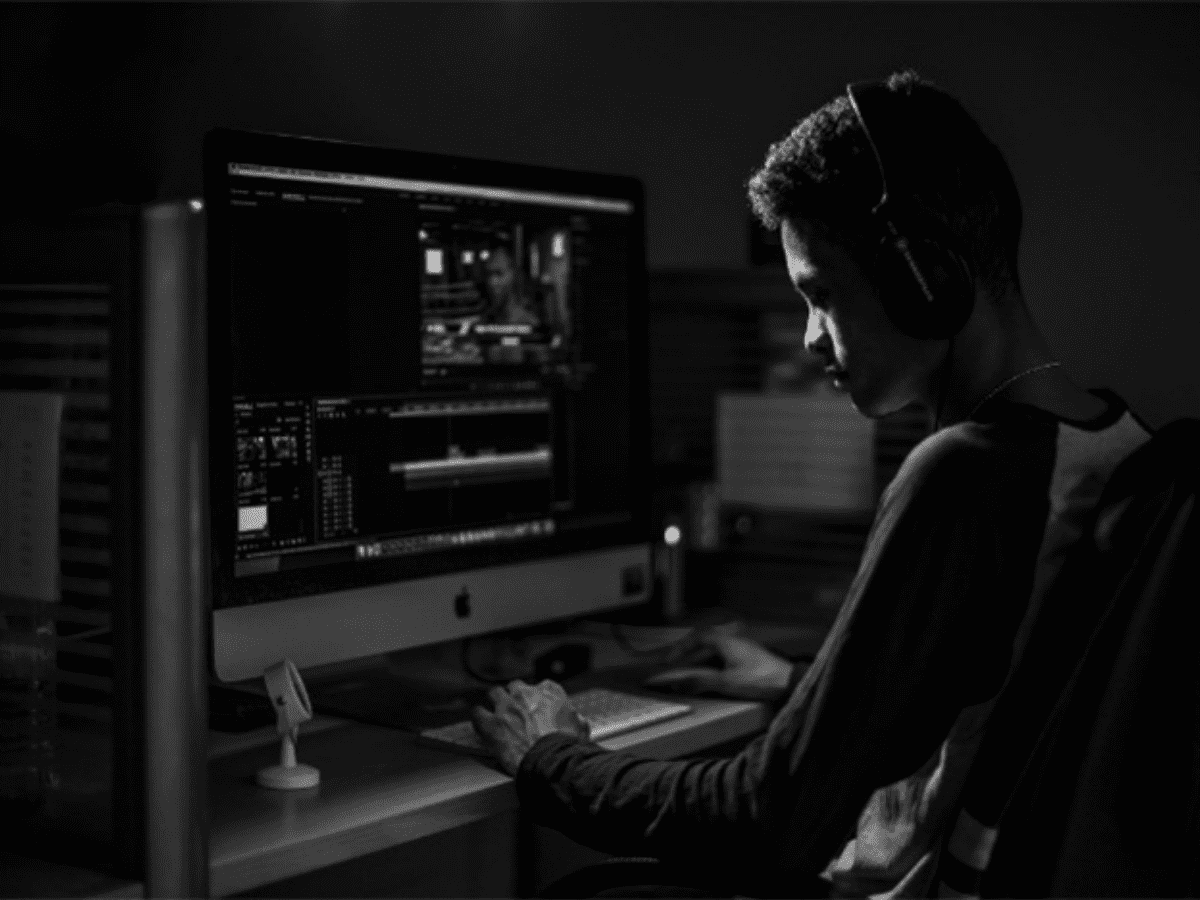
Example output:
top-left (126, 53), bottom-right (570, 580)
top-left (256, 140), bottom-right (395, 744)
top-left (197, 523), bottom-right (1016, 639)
top-left (3, 2), bottom-right (1197, 426)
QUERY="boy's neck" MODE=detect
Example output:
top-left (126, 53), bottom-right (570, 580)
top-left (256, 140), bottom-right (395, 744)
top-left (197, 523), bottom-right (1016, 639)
top-left (935, 307), bottom-right (1100, 426)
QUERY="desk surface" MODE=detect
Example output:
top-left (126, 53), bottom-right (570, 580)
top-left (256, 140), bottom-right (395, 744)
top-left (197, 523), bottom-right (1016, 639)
top-left (208, 695), bottom-right (770, 897)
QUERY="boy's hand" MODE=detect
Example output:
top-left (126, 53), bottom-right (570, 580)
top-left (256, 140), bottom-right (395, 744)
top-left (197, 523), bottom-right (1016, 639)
top-left (471, 679), bottom-right (590, 776)
top-left (645, 632), bottom-right (797, 702)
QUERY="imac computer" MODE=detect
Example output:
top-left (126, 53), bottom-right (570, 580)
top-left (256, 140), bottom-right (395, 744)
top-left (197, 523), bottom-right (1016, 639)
top-left (203, 129), bottom-right (652, 685)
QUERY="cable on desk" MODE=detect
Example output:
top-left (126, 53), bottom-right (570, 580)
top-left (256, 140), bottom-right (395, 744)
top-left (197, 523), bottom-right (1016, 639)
top-left (460, 636), bottom-right (531, 685)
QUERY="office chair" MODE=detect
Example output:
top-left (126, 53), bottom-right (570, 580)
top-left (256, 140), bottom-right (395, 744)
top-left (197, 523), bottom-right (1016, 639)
top-left (934, 418), bottom-right (1200, 898)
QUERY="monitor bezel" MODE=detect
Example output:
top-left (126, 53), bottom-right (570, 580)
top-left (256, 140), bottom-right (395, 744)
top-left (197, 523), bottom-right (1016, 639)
top-left (202, 127), bottom-right (652, 625)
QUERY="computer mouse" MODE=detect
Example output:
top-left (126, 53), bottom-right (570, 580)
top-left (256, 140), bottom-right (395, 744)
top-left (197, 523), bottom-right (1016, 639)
top-left (534, 642), bottom-right (594, 681)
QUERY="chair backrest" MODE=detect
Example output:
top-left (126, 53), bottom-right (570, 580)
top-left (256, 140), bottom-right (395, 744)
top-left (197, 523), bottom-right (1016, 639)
top-left (934, 418), bottom-right (1200, 898)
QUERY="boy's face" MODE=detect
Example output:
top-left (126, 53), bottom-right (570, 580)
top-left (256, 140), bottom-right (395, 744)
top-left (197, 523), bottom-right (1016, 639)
top-left (781, 217), bottom-right (941, 418)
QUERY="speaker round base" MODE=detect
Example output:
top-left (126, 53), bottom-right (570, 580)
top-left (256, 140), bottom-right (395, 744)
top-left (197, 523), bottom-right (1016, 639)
top-left (256, 763), bottom-right (320, 790)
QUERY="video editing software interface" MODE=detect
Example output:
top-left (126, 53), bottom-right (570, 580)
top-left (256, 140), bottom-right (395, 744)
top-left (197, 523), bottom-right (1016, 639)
top-left (216, 149), bottom-right (643, 597)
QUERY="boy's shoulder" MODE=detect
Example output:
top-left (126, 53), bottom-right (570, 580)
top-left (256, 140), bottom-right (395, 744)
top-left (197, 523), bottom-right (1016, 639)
top-left (887, 413), bottom-right (1058, 509)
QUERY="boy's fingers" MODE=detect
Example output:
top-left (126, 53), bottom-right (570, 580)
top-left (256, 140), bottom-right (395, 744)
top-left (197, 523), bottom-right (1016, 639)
top-left (487, 686), bottom-right (508, 706)
top-left (471, 706), bottom-right (493, 733)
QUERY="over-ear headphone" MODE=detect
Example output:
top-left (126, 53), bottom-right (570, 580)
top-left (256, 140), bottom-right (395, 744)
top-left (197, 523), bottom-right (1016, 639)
top-left (845, 81), bottom-right (975, 341)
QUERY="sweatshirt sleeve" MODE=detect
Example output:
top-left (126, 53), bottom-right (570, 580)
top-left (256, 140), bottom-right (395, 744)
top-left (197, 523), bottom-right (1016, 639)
top-left (515, 430), bottom-right (1043, 896)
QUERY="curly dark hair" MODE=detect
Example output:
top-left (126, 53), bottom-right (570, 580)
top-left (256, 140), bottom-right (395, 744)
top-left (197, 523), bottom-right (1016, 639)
top-left (747, 70), bottom-right (1023, 298)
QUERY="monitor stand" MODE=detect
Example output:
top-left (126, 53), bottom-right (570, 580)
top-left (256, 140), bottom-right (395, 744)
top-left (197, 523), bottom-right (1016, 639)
top-left (306, 640), bottom-right (492, 732)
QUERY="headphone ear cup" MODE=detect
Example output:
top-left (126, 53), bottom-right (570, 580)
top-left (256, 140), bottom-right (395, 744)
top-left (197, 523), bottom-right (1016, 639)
top-left (875, 234), bottom-right (974, 341)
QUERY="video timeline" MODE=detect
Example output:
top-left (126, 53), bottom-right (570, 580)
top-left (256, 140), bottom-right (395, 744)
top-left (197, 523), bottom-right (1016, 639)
top-left (356, 517), bottom-right (556, 562)
top-left (233, 395), bottom-right (567, 573)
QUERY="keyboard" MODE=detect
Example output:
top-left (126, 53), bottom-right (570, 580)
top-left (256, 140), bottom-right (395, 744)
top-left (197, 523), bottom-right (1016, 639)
top-left (418, 687), bottom-right (692, 757)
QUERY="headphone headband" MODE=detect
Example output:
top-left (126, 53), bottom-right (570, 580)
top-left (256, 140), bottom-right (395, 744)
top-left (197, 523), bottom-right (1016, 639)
top-left (846, 81), bottom-right (894, 218)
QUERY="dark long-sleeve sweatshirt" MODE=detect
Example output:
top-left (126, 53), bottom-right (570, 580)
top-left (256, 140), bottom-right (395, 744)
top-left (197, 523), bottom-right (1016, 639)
top-left (516, 390), bottom-right (1150, 899)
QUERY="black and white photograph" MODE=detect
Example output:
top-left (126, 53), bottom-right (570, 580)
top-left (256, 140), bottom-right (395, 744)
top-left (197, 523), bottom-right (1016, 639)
top-left (1, 3), bottom-right (1197, 899)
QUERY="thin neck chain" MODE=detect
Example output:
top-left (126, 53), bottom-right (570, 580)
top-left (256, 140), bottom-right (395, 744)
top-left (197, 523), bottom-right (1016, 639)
top-left (966, 361), bottom-right (1062, 421)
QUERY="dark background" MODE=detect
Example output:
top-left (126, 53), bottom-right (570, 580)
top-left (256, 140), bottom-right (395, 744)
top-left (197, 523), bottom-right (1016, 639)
top-left (3, 1), bottom-right (1198, 429)
top-left (2, 5), bottom-right (1196, 892)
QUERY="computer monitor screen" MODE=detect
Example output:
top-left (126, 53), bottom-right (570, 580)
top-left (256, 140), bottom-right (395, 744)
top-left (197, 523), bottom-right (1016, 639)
top-left (204, 129), bottom-right (651, 682)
